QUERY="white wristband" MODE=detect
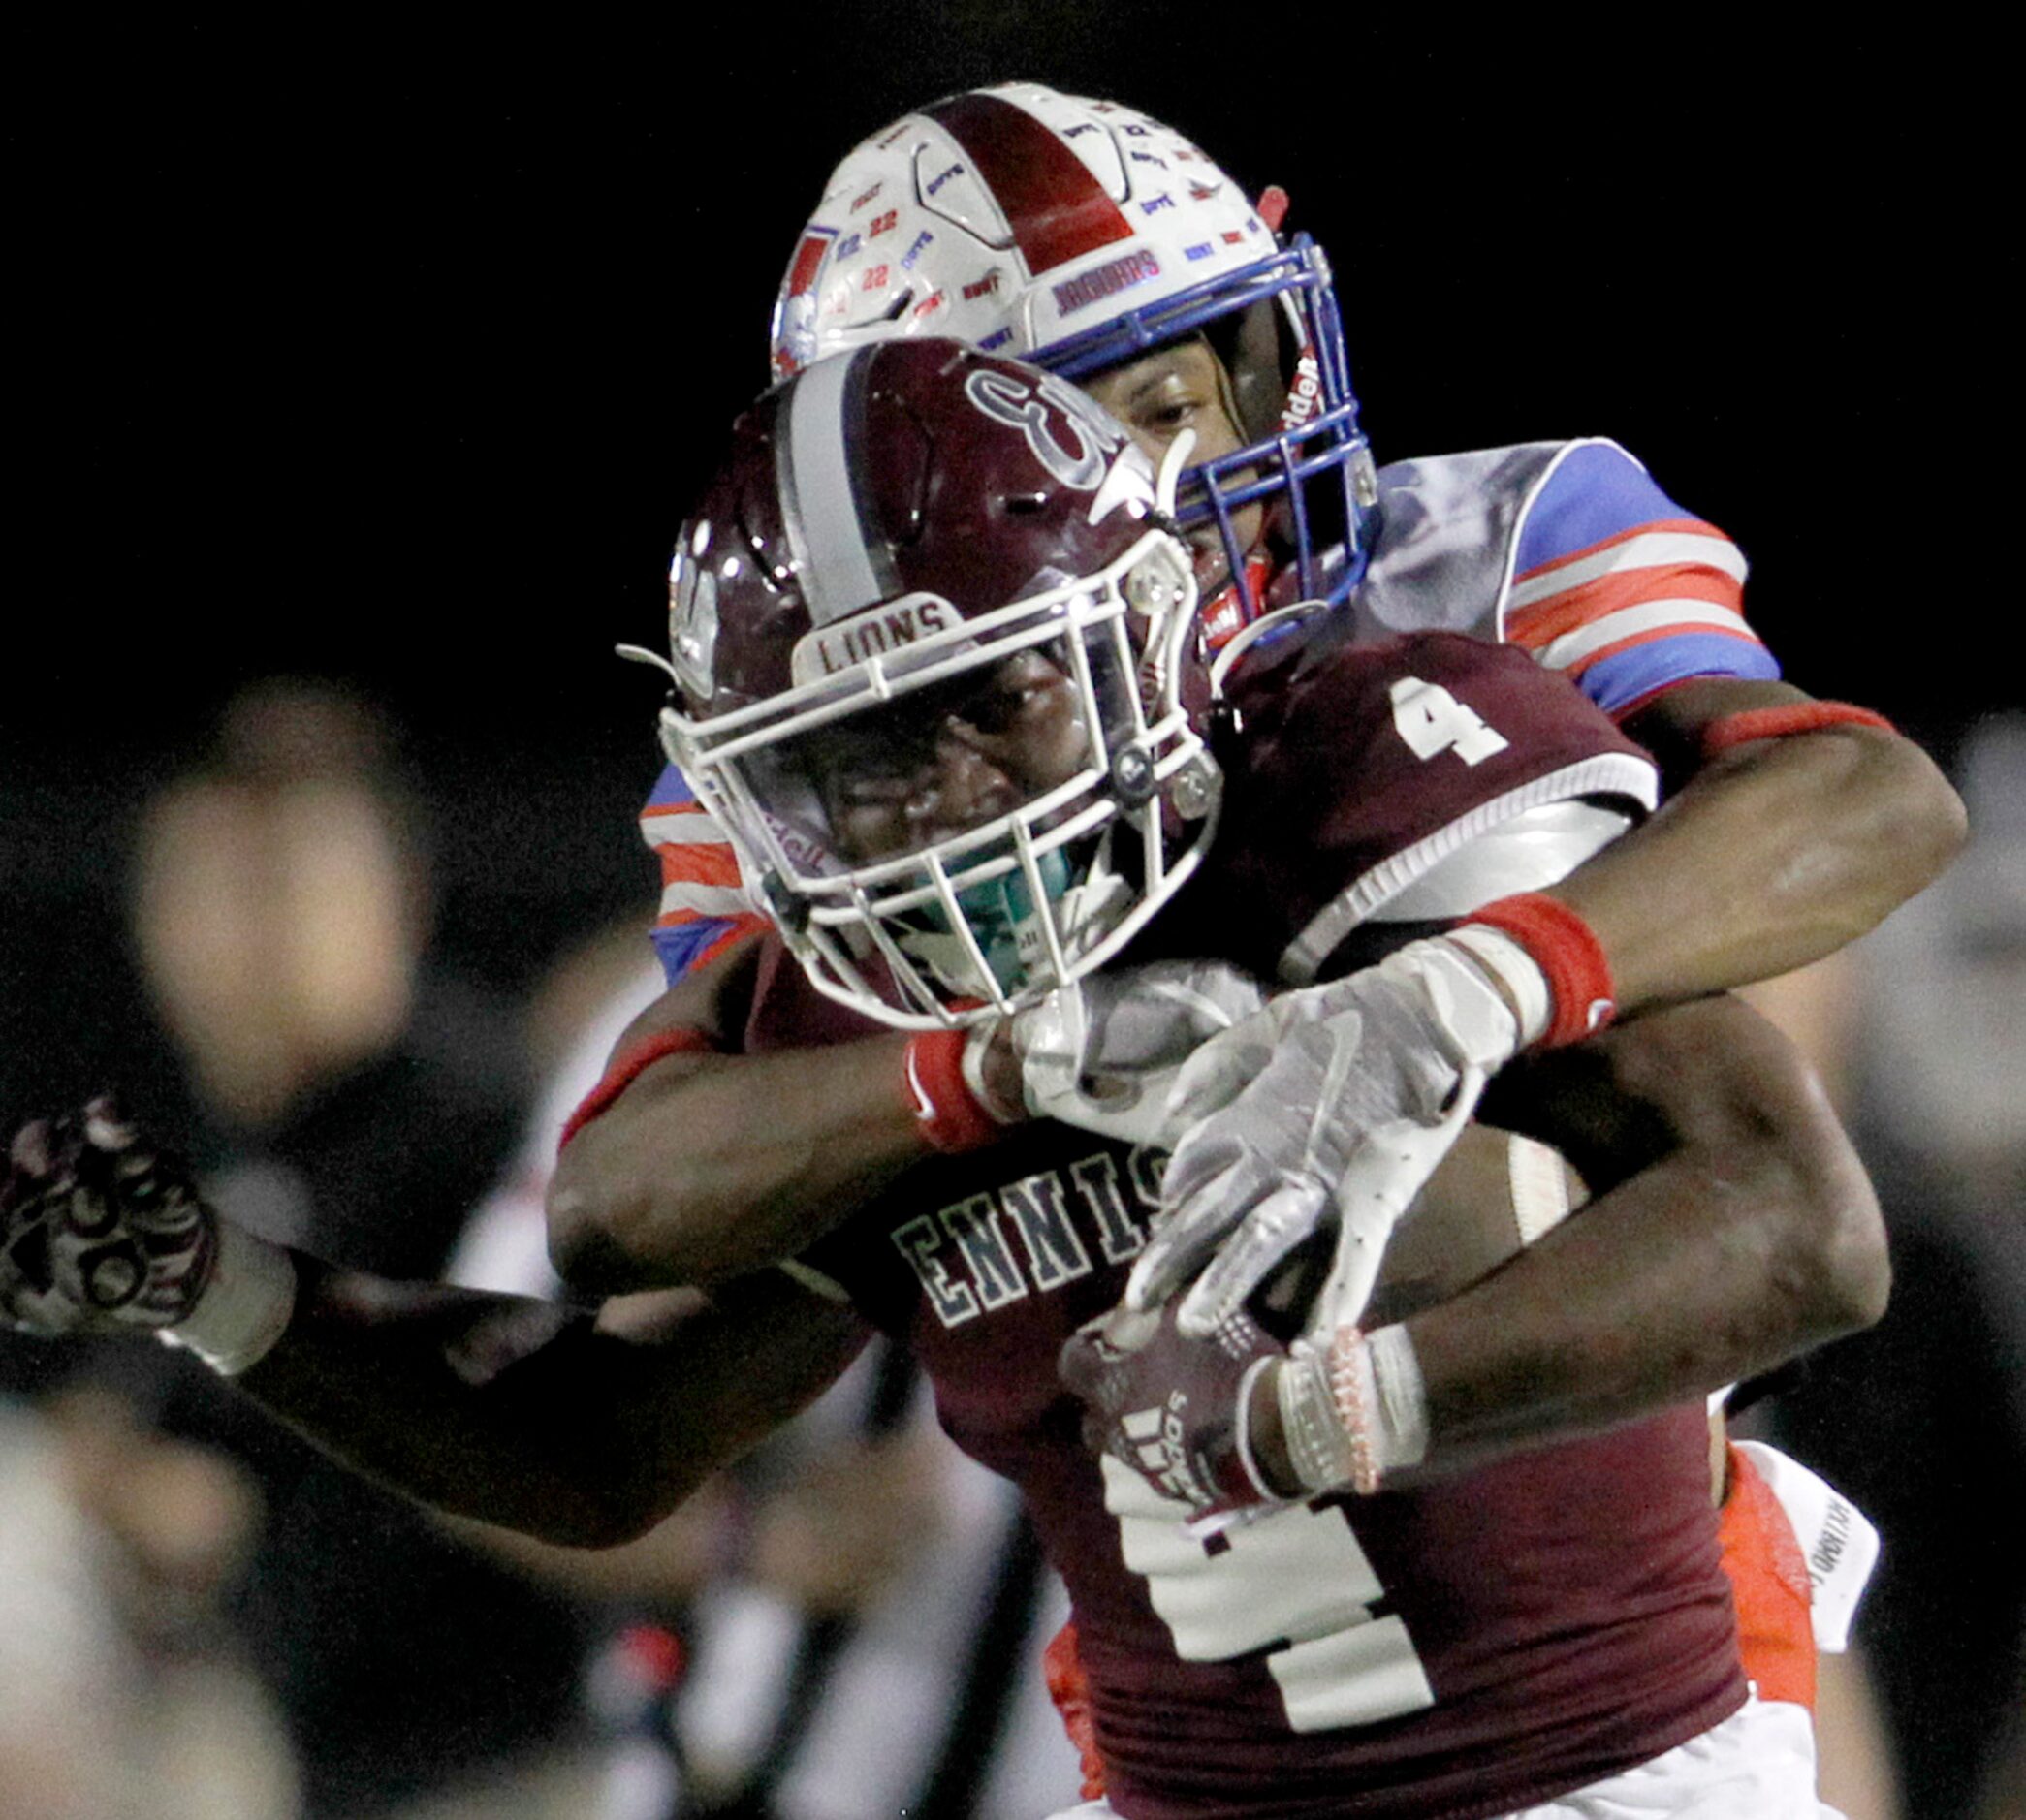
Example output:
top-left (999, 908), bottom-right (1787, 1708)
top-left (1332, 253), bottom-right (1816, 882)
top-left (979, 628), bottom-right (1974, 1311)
top-left (1277, 1341), bottom-right (1357, 1494)
top-left (161, 1219), bottom-right (298, 1376)
top-left (1231, 1353), bottom-right (1293, 1504)
top-left (1365, 1324), bottom-right (1431, 1474)
top-left (1442, 925), bottom-right (1552, 1050)
top-left (1327, 1323), bottom-right (1431, 1493)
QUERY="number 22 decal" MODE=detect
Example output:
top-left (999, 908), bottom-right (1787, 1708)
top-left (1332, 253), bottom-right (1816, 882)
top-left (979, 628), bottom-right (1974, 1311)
top-left (1103, 1459), bottom-right (1435, 1731)
top-left (1389, 675), bottom-right (1509, 766)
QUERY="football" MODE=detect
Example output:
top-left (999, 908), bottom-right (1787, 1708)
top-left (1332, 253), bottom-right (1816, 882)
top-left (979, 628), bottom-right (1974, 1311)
top-left (1252, 1124), bottom-right (1588, 1336)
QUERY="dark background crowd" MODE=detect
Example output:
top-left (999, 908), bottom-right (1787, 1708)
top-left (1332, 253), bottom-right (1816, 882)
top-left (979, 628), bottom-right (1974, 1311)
top-left (5, 9), bottom-right (2020, 1818)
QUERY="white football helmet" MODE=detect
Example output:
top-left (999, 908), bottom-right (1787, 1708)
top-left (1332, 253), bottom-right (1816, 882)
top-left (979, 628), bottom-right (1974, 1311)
top-left (768, 82), bottom-right (1377, 643)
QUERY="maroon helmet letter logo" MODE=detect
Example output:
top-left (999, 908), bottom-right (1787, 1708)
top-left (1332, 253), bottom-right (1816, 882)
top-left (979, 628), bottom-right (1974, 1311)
top-left (963, 368), bottom-right (1126, 490)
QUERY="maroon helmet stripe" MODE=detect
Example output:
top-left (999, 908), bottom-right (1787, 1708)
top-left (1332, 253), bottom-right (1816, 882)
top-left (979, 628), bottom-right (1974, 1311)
top-left (783, 229), bottom-right (831, 298)
top-left (925, 93), bottom-right (1134, 275)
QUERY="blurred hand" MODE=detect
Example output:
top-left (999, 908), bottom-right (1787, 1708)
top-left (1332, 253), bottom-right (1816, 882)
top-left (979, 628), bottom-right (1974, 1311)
top-left (2, 1100), bottom-right (216, 1338)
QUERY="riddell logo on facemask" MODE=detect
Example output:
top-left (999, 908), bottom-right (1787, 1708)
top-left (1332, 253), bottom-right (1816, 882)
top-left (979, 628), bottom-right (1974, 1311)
top-left (1279, 348), bottom-right (1323, 432)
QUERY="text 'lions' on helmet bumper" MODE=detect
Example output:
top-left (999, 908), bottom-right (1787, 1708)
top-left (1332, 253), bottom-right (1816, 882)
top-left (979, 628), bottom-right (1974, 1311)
top-left (655, 339), bottom-right (1221, 1028)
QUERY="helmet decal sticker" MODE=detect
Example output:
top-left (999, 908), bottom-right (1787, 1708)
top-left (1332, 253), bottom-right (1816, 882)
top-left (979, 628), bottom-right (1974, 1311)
top-left (790, 594), bottom-right (962, 686)
top-left (1049, 248), bottom-right (1162, 319)
top-left (963, 366), bottom-right (1126, 491)
top-left (923, 91), bottom-right (1133, 274)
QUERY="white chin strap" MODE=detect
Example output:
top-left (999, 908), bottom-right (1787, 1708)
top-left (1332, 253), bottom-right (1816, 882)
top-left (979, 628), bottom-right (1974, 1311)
top-left (1155, 428), bottom-right (1197, 518)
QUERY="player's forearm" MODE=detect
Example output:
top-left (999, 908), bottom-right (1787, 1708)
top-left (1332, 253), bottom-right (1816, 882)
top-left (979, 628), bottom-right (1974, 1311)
top-left (233, 1266), bottom-right (683, 1542)
top-left (546, 1034), bottom-right (938, 1293)
top-left (237, 1263), bottom-right (859, 1546)
top-left (1564, 693), bottom-right (1964, 1014)
top-left (1399, 998), bottom-right (1886, 1474)
top-left (1399, 1153), bottom-right (1872, 1474)
top-left (1242, 996), bottom-right (1886, 1495)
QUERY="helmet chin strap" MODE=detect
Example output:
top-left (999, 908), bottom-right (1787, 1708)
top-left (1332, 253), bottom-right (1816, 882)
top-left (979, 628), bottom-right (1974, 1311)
top-left (617, 643), bottom-right (681, 684)
top-left (1155, 428), bottom-right (1196, 518)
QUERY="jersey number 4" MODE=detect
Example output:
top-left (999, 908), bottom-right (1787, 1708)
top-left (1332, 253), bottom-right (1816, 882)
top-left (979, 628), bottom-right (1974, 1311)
top-left (1389, 676), bottom-right (1510, 766)
top-left (1103, 1459), bottom-right (1436, 1731)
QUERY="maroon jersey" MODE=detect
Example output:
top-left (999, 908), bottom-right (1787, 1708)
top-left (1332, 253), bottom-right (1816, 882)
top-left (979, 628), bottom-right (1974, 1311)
top-left (754, 631), bottom-right (1744, 1820)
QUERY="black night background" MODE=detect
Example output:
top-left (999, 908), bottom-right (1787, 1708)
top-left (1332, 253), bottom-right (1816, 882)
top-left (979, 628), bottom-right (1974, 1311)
top-left (7, 7), bottom-right (2015, 1093)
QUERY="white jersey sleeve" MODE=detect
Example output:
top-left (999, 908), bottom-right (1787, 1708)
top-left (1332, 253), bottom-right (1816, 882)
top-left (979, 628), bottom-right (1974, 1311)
top-left (1352, 439), bottom-right (1781, 719)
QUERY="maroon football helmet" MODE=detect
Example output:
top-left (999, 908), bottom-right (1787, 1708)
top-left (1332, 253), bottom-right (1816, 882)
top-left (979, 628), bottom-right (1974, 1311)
top-left (644, 339), bottom-right (1219, 1027)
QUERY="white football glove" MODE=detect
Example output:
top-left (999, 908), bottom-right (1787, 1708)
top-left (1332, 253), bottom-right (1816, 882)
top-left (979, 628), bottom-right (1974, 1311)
top-left (1125, 936), bottom-right (1526, 1340)
top-left (1009, 959), bottom-right (1269, 1147)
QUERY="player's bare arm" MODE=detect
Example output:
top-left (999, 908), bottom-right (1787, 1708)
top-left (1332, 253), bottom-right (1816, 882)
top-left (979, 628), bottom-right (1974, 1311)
top-left (1556, 675), bottom-right (1965, 1013)
top-left (547, 936), bottom-right (932, 1293)
top-left (237, 1262), bottom-right (867, 1544)
top-left (1, 1104), bottom-right (870, 1546)
top-left (1239, 994), bottom-right (1887, 1494)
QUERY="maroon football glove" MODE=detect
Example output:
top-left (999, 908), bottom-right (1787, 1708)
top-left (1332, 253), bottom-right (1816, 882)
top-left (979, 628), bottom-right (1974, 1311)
top-left (1059, 1298), bottom-right (1285, 1520)
top-left (1, 1099), bottom-right (217, 1337)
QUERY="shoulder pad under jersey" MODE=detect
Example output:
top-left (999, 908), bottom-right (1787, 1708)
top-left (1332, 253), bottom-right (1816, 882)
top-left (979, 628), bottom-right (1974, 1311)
top-left (1190, 628), bottom-right (1658, 985)
top-left (1350, 439), bottom-right (1776, 716)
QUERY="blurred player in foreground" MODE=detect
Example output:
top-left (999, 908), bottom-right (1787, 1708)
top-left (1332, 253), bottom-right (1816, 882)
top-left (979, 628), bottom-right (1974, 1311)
top-left (8, 344), bottom-right (1900, 1817)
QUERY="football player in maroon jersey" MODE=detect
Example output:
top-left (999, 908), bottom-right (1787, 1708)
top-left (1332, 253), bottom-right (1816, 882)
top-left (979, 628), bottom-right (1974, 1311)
top-left (7, 343), bottom-right (1889, 1817)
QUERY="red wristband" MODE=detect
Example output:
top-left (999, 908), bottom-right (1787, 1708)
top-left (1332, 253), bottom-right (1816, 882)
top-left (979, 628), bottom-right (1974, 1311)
top-left (902, 1030), bottom-right (1003, 1154)
top-left (1467, 893), bottom-right (1615, 1050)
top-left (1699, 701), bottom-right (1895, 759)
top-left (558, 1028), bottom-right (718, 1153)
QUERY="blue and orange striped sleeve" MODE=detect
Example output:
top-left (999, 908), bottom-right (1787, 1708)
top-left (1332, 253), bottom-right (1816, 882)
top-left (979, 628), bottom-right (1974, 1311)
top-left (639, 763), bottom-right (768, 985)
top-left (1503, 442), bottom-right (1780, 718)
